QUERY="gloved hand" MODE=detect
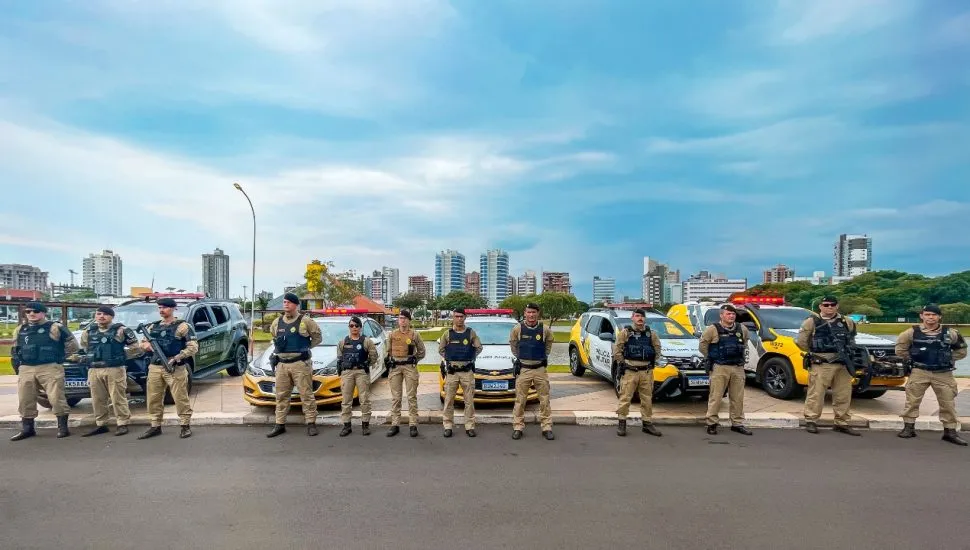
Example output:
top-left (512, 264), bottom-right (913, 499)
top-left (407, 355), bottom-right (417, 365)
top-left (513, 359), bottom-right (522, 377)
top-left (440, 361), bottom-right (447, 378)
top-left (269, 354), bottom-right (280, 367)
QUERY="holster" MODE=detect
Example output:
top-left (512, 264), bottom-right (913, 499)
top-left (440, 361), bottom-right (447, 378)
top-left (269, 354), bottom-right (280, 367)
top-left (513, 359), bottom-right (522, 377)
top-left (617, 362), bottom-right (627, 379)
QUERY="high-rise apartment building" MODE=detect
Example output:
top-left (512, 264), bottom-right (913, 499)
top-left (592, 276), bottom-right (616, 303)
top-left (464, 271), bottom-right (481, 297)
top-left (541, 271), bottom-right (572, 295)
top-left (834, 234), bottom-right (872, 277)
top-left (202, 248), bottom-right (230, 299)
top-left (0, 264), bottom-right (48, 291)
top-left (408, 275), bottom-right (433, 298)
top-left (517, 270), bottom-right (538, 296)
top-left (364, 270), bottom-right (389, 303)
top-left (82, 249), bottom-right (123, 296)
top-left (682, 271), bottom-right (748, 302)
top-left (508, 276), bottom-right (517, 297)
top-left (434, 249), bottom-right (465, 297)
top-left (382, 267), bottom-right (400, 301)
top-left (480, 249), bottom-right (509, 307)
top-left (641, 256), bottom-right (675, 305)
top-left (763, 264), bottom-right (795, 284)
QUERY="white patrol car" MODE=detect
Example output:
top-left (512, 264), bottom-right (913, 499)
top-left (243, 309), bottom-right (390, 407)
top-left (568, 307), bottom-right (709, 399)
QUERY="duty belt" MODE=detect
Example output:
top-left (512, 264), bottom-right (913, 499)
top-left (625, 365), bottom-right (653, 371)
top-left (279, 355), bottom-right (309, 364)
top-left (447, 363), bottom-right (474, 372)
top-left (391, 357), bottom-right (416, 365)
top-left (343, 364), bottom-right (367, 370)
top-left (521, 361), bottom-right (547, 369)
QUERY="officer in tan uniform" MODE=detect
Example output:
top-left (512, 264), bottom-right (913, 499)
top-left (9, 301), bottom-right (80, 441)
top-left (438, 307), bottom-right (483, 438)
top-left (71, 305), bottom-right (139, 437)
top-left (137, 297), bottom-right (199, 440)
top-left (797, 296), bottom-right (861, 436)
top-left (510, 302), bottom-right (555, 441)
top-left (700, 304), bottom-right (752, 435)
top-left (895, 304), bottom-right (968, 446)
top-left (266, 293), bottom-right (324, 438)
top-left (337, 316), bottom-right (378, 437)
top-left (613, 308), bottom-right (663, 437)
top-left (386, 309), bottom-right (426, 437)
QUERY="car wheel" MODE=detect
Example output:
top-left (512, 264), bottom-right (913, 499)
top-left (760, 358), bottom-right (801, 400)
top-left (227, 346), bottom-right (248, 376)
top-left (854, 389), bottom-right (887, 399)
top-left (569, 346), bottom-right (586, 377)
top-left (36, 395), bottom-right (82, 408)
top-left (612, 364), bottom-right (621, 398)
top-left (66, 397), bottom-right (82, 407)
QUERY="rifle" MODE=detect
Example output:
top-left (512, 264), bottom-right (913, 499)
top-left (136, 323), bottom-right (175, 374)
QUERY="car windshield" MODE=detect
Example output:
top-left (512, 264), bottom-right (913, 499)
top-left (315, 322), bottom-right (354, 346)
top-left (616, 318), bottom-right (696, 338)
top-left (755, 308), bottom-right (812, 330)
top-left (466, 321), bottom-right (518, 345)
top-left (111, 303), bottom-right (185, 328)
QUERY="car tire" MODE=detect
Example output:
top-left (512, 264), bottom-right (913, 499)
top-left (760, 357), bottom-right (802, 400)
top-left (36, 395), bottom-right (82, 409)
top-left (569, 346), bottom-right (586, 377)
top-left (226, 345), bottom-right (248, 376)
top-left (612, 364), bottom-right (621, 398)
top-left (854, 389), bottom-right (887, 399)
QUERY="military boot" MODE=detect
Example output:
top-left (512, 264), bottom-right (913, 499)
top-left (362, 422), bottom-right (370, 436)
top-left (642, 422), bottom-right (662, 437)
top-left (942, 428), bottom-right (968, 446)
top-left (266, 424), bottom-right (286, 438)
top-left (387, 425), bottom-right (400, 437)
top-left (339, 423), bottom-right (352, 437)
top-left (10, 418), bottom-right (36, 441)
top-left (897, 423), bottom-right (917, 438)
top-left (138, 426), bottom-right (162, 439)
top-left (179, 425), bottom-right (192, 438)
top-left (805, 422), bottom-right (819, 434)
top-left (617, 419), bottom-right (627, 437)
top-left (83, 425), bottom-right (109, 437)
top-left (409, 426), bottom-right (418, 437)
top-left (56, 415), bottom-right (70, 438)
top-left (833, 425), bottom-right (861, 437)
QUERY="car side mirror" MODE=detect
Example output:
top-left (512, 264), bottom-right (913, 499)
top-left (194, 321), bottom-right (212, 331)
top-left (601, 333), bottom-right (615, 342)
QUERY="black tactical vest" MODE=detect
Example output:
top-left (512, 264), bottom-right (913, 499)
top-left (341, 336), bottom-right (369, 367)
top-left (622, 327), bottom-right (656, 363)
top-left (517, 323), bottom-right (547, 361)
top-left (16, 321), bottom-right (66, 365)
top-left (87, 323), bottom-right (128, 367)
top-left (810, 316), bottom-right (852, 353)
top-left (445, 329), bottom-right (476, 362)
top-left (274, 314), bottom-right (311, 354)
top-left (148, 320), bottom-right (187, 359)
top-left (910, 326), bottom-right (954, 371)
top-left (709, 324), bottom-right (745, 365)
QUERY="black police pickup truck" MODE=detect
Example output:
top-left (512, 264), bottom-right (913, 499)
top-left (28, 295), bottom-right (250, 408)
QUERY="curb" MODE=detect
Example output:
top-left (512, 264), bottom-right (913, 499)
top-left (1, 412), bottom-right (965, 431)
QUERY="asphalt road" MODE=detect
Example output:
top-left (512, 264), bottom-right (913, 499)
top-left (3, 426), bottom-right (966, 550)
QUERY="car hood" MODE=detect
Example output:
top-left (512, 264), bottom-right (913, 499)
top-left (659, 338), bottom-right (702, 357)
top-left (473, 345), bottom-right (516, 373)
top-left (775, 329), bottom-right (894, 347)
top-left (253, 344), bottom-right (339, 373)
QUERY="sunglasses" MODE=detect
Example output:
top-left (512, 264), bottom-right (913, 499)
top-left (24, 309), bottom-right (36, 314)
top-left (820, 303), bottom-right (837, 307)
top-left (348, 324), bottom-right (361, 328)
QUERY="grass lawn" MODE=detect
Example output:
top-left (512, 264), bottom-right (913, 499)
top-left (861, 323), bottom-right (969, 337)
top-left (252, 329), bottom-right (273, 342)
top-left (417, 364), bottom-right (570, 373)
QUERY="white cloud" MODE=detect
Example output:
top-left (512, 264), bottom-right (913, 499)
top-left (770, 0), bottom-right (917, 44)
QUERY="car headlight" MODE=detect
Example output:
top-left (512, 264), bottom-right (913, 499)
top-left (690, 355), bottom-right (703, 366)
top-left (656, 356), bottom-right (668, 367)
top-left (313, 359), bottom-right (338, 377)
top-left (246, 355), bottom-right (272, 377)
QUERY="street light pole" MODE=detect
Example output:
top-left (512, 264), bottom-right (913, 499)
top-left (233, 182), bottom-right (256, 360)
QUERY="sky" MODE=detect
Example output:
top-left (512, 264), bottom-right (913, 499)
top-left (1, 0), bottom-right (968, 302)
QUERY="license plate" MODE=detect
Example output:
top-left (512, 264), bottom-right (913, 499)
top-left (482, 380), bottom-right (509, 391)
top-left (687, 376), bottom-right (709, 387)
top-left (65, 380), bottom-right (88, 388)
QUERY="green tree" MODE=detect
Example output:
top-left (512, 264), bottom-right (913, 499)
top-left (940, 303), bottom-right (970, 324)
top-left (302, 259), bottom-right (360, 308)
top-left (392, 291), bottom-right (426, 311)
top-left (499, 295), bottom-right (529, 320)
top-left (575, 301), bottom-right (590, 314)
top-left (437, 291), bottom-right (487, 312)
top-left (255, 295), bottom-right (270, 311)
top-left (57, 289), bottom-right (98, 302)
top-left (850, 305), bottom-right (883, 317)
top-left (536, 292), bottom-right (578, 326)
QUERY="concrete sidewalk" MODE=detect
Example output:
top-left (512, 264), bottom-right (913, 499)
top-left (2, 372), bottom-right (968, 431)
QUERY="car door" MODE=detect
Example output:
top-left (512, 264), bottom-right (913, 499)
top-left (361, 320), bottom-right (386, 381)
top-left (588, 317), bottom-right (616, 378)
top-left (206, 304), bottom-right (233, 363)
top-left (188, 305), bottom-right (220, 370)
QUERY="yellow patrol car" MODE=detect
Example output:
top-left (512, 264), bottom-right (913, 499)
top-left (667, 295), bottom-right (907, 400)
top-left (568, 305), bottom-right (710, 399)
top-left (438, 309), bottom-right (539, 404)
top-left (243, 308), bottom-right (390, 407)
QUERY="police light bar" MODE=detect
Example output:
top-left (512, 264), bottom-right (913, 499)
top-left (606, 303), bottom-right (654, 310)
top-left (729, 294), bottom-right (785, 306)
top-left (311, 308), bottom-right (371, 316)
top-left (463, 309), bottom-right (514, 316)
top-left (144, 292), bottom-right (205, 300)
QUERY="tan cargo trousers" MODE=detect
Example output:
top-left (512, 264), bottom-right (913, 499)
top-left (388, 364), bottom-right (420, 427)
top-left (901, 368), bottom-right (960, 429)
top-left (274, 360), bottom-right (317, 425)
top-left (146, 364), bottom-right (193, 427)
top-left (512, 367), bottom-right (552, 431)
top-left (88, 367), bottom-right (131, 426)
top-left (803, 363), bottom-right (853, 426)
top-left (442, 370), bottom-right (476, 430)
top-left (705, 364), bottom-right (746, 427)
top-left (616, 369), bottom-right (654, 422)
top-left (340, 370), bottom-right (371, 424)
top-left (18, 364), bottom-right (69, 418)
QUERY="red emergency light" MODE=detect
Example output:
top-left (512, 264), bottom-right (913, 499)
top-left (144, 292), bottom-right (205, 300)
top-left (729, 295), bottom-right (785, 306)
top-left (463, 309), bottom-right (514, 316)
top-left (311, 308), bottom-right (371, 316)
top-left (606, 303), bottom-right (654, 310)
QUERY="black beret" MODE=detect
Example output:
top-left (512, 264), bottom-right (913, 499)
top-left (156, 298), bottom-right (177, 308)
top-left (525, 302), bottom-right (541, 311)
top-left (720, 304), bottom-right (738, 313)
top-left (452, 307), bottom-right (465, 314)
top-left (349, 316), bottom-right (362, 326)
top-left (96, 306), bottom-right (115, 317)
top-left (820, 296), bottom-right (838, 304)
top-left (25, 301), bottom-right (47, 313)
top-left (283, 292), bottom-right (301, 305)
top-left (399, 309), bottom-right (412, 320)
top-left (632, 308), bottom-right (646, 316)
top-left (922, 304), bottom-right (942, 315)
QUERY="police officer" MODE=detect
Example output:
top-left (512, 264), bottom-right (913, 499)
top-left (797, 296), bottom-right (860, 436)
top-left (438, 307), bottom-right (483, 438)
top-left (700, 304), bottom-right (752, 436)
top-left (895, 304), bottom-right (968, 446)
top-left (137, 297), bottom-right (199, 440)
top-left (510, 302), bottom-right (555, 440)
top-left (9, 301), bottom-right (80, 441)
top-left (613, 308), bottom-right (663, 437)
top-left (336, 316), bottom-right (378, 437)
top-left (387, 309), bottom-right (426, 437)
top-left (266, 293), bottom-right (324, 438)
top-left (71, 306), bottom-right (138, 437)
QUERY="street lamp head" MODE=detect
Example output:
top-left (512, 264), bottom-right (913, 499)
top-left (233, 182), bottom-right (243, 191)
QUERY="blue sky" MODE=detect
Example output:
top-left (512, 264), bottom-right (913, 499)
top-left (1, 0), bottom-right (968, 302)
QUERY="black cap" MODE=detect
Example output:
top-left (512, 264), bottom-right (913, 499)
top-left (720, 304), bottom-right (738, 313)
top-left (632, 308), bottom-right (646, 316)
top-left (349, 316), bottom-right (362, 327)
top-left (25, 301), bottom-right (47, 313)
top-left (820, 296), bottom-right (839, 305)
top-left (157, 298), bottom-right (177, 308)
top-left (452, 307), bottom-right (465, 314)
top-left (525, 302), bottom-right (541, 311)
top-left (922, 304), bottom-right (942, 315)
top-left (96, 306), bottom-right (115, 317)
top-left (399, 309), bottom-right (412, 320)
top-left (283, 292), bottom-right (301, 305)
